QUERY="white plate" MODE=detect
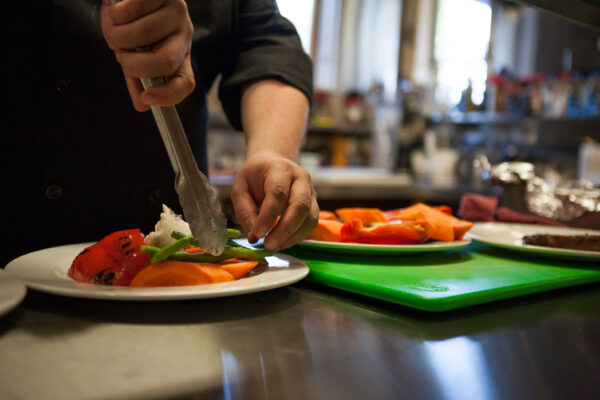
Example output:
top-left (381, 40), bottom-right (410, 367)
top-left (294, 238), bottom-right (471, 255)
top-left (4, 242), bottom-right (309, 301)
top-left (0, 268), bottom-right (27, 316)
top-left (468, 222), bottom-right (600, 261)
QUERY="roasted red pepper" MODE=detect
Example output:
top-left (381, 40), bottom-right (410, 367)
top-left (340, 219), bottom-right (429, 244)
top-left (68, 229), bottom-right (149, 286)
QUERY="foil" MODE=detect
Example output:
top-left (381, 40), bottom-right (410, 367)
top-left (491, 162), bottom-right (535, 185)
top-left (526, 179), bottom-right (600, 222)
top-left (491, 162), bottom-right (600, 222)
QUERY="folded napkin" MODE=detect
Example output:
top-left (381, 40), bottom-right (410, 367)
top-left (458, 193), bottom-right (565, 226)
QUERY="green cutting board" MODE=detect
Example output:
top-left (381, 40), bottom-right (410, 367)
top-left (285, 242), bottom-right (600, 312)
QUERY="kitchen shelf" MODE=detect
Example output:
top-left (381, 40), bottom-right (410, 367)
top-left (513, 0), bottom-right (600, 30)
top-left (427, 111), bottom-right (600, 126)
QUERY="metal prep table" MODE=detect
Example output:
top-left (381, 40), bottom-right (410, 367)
top-left (1, 280), bottom-right (598, 400)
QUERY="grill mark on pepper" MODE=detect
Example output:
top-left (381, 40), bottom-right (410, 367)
top-left (103, 272), bottom-right (115, 285)
top-left (93, 269), bottom-right (115, 285)
top-left (94, 270), bottom-right (105, 284)
top-left (78, 248), bottom-right (90, 256)
top-left (121, 241), bottom-right (131, 249)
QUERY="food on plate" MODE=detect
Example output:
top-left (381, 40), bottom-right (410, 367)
top-left (306, 203), bottom-right (473, 244)
top-left (309, 219), bottom-right (345, 242)
top-left (68, 229), bottom-right (149, 286)
top-left (146, 205), bottom-right (192, 248)
top-left (130, 260), bottom-right (259, 287)
top-left (340, 219), bottom-right (429, 244)
top-left (68, 205), bottom-right (271, 287)
top-left (318, 210), bottom-right (339, 221)
top-left (335, 208), bottom-right (387, 225)
top-left (523, 234), bottom-right (600, 252)
top-left (384, 203), bottom-right (472, 242)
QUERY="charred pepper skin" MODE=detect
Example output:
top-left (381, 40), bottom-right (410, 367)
top-left (68, 229), bottom-right (149, 286)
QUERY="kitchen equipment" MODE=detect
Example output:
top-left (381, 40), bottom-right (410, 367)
top-left (578, 137), bottom-right (600, 185)
top-left (285, 242), bottom-right (600, 311)
top-left (109, 0), bottom-right (228, 255)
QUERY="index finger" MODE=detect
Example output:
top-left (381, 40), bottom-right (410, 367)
top-left (251, 169), bottom-right (293, 240)
top-left (105, 0), bottom-right (166, 26)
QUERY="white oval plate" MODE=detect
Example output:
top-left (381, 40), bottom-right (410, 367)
top-left (294, 238), bottom-right (471, 255)
top-left (468, 222), bottom-right (600, 261)
top-left (5, 243), bottom-right (308, 301)
top-left (0, 268), bottom-right (27, 316)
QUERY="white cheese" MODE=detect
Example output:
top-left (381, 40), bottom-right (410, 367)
top-left (146, 204), bottom-right (192, 248)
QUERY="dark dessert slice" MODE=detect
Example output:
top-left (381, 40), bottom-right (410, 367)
top-left (523, 234), bottom-right (600, 252)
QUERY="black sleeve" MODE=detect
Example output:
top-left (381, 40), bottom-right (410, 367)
top-left (218, 0), bottom-right (313, 131)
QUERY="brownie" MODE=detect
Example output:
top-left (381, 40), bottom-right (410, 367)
top-left (523, 234), bottom-right (600, 252)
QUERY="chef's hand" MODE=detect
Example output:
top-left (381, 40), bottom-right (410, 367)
top-left (100, 0), bottom-right (195, 111)
top-left (232, 150), bottom-right (319, 252)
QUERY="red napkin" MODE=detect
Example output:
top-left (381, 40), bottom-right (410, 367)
top-left (495, 207), bottom-right (564, 226)
top-left (458, 193), bottom-right (497, 222)
top-left (459, 193), bottom-right (565, 226)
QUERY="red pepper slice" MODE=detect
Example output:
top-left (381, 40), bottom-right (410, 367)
top-left (68, 229), bottom-right (149, 286)
top-left (340, 219), bottom-right (429, 245)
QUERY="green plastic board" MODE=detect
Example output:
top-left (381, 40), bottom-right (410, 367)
top-left (285, 242), bottom-right (600, 312)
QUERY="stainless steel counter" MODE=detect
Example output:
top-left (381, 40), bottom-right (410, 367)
top-left (1, 281), bottom-right (599, 399)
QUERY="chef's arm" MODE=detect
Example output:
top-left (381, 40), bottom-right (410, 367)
top-left (242, 80), bottom-right (309, 161)
top-left (231, 79), bottom-right (318, 251)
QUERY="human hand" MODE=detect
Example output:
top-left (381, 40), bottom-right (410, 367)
top-left (231, 151), bottom-right (319, 251)
top-left (100, 0), bottom-right (195, 111)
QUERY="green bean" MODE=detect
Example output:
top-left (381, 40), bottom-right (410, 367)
top-left (225, 239), bottom-right (242, 248)
top-left (171, 229), bottom-right (244, 248)
top-left (141, 246), bottom-right (232, 263)
top-left (166, 229), bottom-right (272, 260)
top-left (227, 229), bottom-right (242, 238)
top-left (171, 228), bottom-right (242, 242)
top-left (171, 230), bottom-right (197, 244)
top-left (150, 235), bottom-right (195, 264)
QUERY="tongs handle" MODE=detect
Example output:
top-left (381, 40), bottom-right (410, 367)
top-left (106, 0), bottom-right (229, 255)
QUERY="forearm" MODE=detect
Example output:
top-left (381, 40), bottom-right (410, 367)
top-left (241, 80), bottom-right (310, 161)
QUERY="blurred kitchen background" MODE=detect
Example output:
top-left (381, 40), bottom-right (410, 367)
top-left (207, 0), bottom-right (600, 219)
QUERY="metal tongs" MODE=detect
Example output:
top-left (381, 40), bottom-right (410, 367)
top-left (109, 0), bottom-right (229, 255)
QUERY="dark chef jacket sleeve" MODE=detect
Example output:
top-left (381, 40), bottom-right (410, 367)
top-left (217, 0), bottom-right (314, 131)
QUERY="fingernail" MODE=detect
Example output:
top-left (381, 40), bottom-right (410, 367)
top-left (255, 225), bottom-right (268, 238)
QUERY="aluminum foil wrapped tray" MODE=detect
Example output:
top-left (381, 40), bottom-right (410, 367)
top-left (491, 162), bottom-right (600, 227)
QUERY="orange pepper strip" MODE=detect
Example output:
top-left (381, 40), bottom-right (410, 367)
top-left (340, 219), bottom-right (429, 244)
top-left (185, 247), bottom-right (205, 254)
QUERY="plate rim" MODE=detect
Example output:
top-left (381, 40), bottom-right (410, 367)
top-left (5, 243), bottom-right (309, 301)
top-left (294, 237), bottom-right (472, 254)
top-left (468, 222), bottom-right (600, 260)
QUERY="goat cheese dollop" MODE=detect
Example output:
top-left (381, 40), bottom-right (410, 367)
top-left (146, 204), bottom-right (192, 248)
